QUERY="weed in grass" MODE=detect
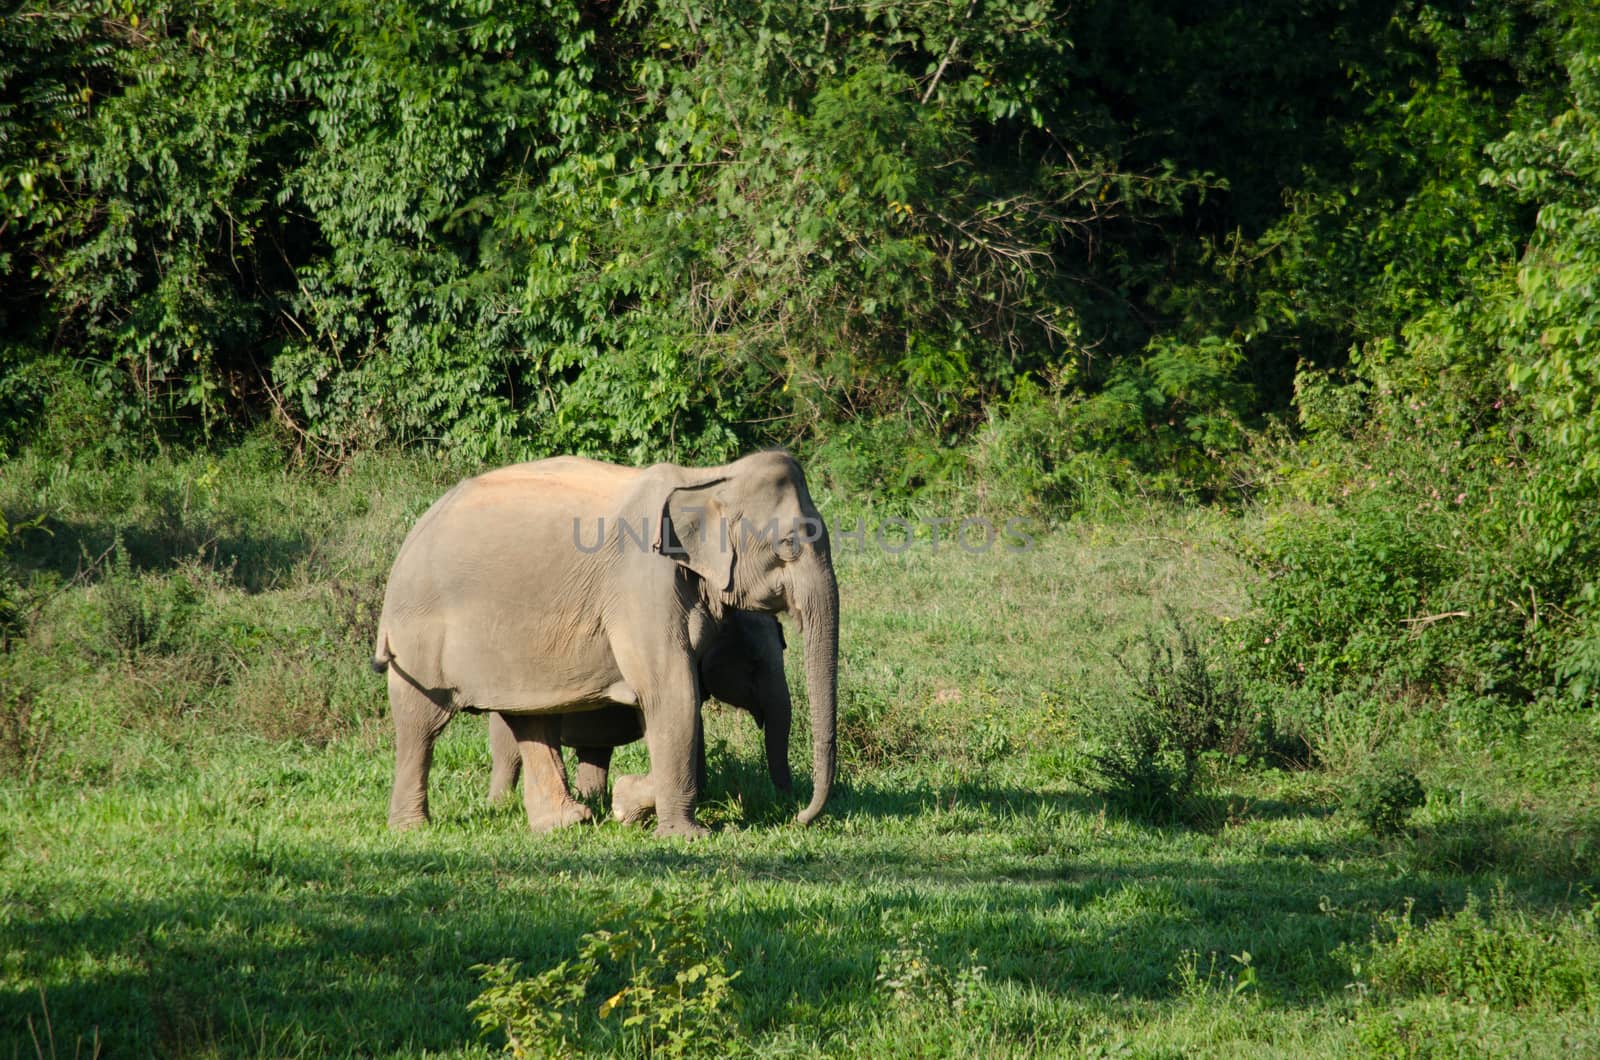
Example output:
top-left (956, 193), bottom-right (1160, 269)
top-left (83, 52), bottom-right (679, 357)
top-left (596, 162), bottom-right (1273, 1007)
top-left (96, 538), bottom-right (210, 663)
top-left (1172, 948), bottom-right (1259, 1000)
top-left (471, 889), bottom-right (741, 1059)
top-left (1079, 610), bottom-right (1257, 823)
top-left (1344, 755), bottom-right (1427, 837)
top-left (0, 511), bottom-right (49, 653)
top-left (0, 661), bottom-right (47, 781)
top-left (1350, 890), bottom-right (1600, 1011)
top-left (874, 917), bottom-right (989, 1019)
top-left (839, 685), bottom-right (931, 771)
top-left (326, 574), bottom-right (385, 653)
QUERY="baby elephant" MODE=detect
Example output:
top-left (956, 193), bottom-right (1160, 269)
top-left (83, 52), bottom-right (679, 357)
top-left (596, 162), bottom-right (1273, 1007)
top-left (486, 609), bottom-right (792, 822)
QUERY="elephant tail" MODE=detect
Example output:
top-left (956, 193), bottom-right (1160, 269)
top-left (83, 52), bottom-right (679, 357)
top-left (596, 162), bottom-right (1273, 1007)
top-left (370, 631), bottom-right (393, 674)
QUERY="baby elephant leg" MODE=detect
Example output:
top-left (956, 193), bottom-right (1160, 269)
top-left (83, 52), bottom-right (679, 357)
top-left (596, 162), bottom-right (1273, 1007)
top-left (572, 746), bottom-right (614, 802)
top-left (486, 711), bottom-right (522, 804)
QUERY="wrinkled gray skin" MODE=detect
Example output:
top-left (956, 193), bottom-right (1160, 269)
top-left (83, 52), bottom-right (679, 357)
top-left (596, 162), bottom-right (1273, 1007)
top-left (486, 609), bottom-right (792, 819)
top-left (372, 451), bottom-right (838, 837)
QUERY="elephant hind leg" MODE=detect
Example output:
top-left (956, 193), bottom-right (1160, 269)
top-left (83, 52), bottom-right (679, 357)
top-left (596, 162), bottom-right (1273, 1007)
top-left (387, 673), bottom-right (454, 829)
top-left (504, 714), bottom-right (594, 833)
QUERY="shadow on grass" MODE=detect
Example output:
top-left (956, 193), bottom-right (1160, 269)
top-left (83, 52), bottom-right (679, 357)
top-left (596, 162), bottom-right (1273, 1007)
top-left (16, 513), bottom-right (312, 593)
top-left (8, 779), bottom-right (1600, 1054)
top-left (1403, 803), bottom-right (1600, 883)
top-left (1, 851), bottom-right (594, 1055)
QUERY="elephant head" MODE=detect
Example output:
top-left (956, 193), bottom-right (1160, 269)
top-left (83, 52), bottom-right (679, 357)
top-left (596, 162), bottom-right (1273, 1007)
top-left (654, 451), bottom-right (837, 825)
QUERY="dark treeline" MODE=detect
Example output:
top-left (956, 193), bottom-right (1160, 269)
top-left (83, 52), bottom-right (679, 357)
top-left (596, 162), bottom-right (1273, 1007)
top-left (4, 1), bottom-right (1600, 712)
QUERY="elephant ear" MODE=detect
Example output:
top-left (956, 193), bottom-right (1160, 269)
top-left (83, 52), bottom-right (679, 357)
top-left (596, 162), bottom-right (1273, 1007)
top-left (656, 480), bottom-right (734, 594)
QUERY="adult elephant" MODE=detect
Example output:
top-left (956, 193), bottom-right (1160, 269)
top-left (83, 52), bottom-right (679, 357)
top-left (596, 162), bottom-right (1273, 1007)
top-left (371, 451), bottom-right (838, 837)
top-left (485, 609), bottom-right (792, 815)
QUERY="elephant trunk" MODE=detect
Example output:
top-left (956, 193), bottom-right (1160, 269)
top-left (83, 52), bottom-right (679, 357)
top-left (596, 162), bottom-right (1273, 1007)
top-left (794, 552), bottom-right (838, 826)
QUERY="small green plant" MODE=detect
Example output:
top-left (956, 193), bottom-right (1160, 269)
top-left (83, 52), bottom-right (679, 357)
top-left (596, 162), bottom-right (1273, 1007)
top-left (0, 513), bottom-right (51, 780)
top-left (1350, 891), bottom-right (1600, 1011)
top-left (471, 956), bottom-right (594, 1059)
top-left (839, 686), bottom-right (931, 770)
top-left (874, 917), bottom-right (989, 1018)
top-left (327, 575), bottom-right (385, 651)
top-left (97, 539), bottom-right (202, 662)
top-left (0, 511), bottom-right (47, 654)
top-left (1344, 756), bottom-right (1427, 837)
top-left (470, 890), bottom-right (741, 1059)
top-left (0, 662), bottom-right (46, 781)
top-left (1171, 948), bottom-right (1258, 1000)
top-left (99, 539), bottom-right (155, 662)
top-left (1080, 610), bottom-right (1253, 823)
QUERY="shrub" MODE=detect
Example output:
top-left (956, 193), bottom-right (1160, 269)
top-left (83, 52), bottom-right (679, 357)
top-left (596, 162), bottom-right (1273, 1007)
top-left (0, 511), bottom-right (46, 653)
top-left (0, 660), bottom-right (46, 781)
top-left (96, 539), bottom-right (210, 663)
top-left (1344, 756), bottom-right (1427, 837)
top-left (470, 890), bottom-right (742, 1059)
top-left (1244, 19), bottom-right (1600, 722)
top-left (875, 917), bottom-right (989, 1019)
top-left (1246, 497), bottom-right (1456, 695)
top-left (0, 512), bottom-right (50, 780)
top-left (1079, 611), bottom-right (1258, 823)
top-left (1351, 891), bottom-right (1600, 1011)
top-left (839, 686), bottom-right (932, 772)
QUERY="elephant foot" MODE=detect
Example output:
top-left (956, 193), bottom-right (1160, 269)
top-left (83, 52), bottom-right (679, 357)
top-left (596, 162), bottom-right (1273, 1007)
top-left (614, 775), bottom-right (708, 836)
top-left (387, 811), bottom-right (430, 831)
top-left (655, 816), bottom-right (710, 839)
top-left (525, 800), bottom-right (594, 833)
top-left (612, 773), bottom-right (656, 825)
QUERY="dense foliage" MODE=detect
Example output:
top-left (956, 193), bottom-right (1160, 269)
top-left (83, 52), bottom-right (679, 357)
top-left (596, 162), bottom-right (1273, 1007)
top-left (0, 0), bottom-right (1395, 467)
top-left (5, 1), bottom-right (1600, 712)
top-left (1244, 7), bottom-right (1600, 723)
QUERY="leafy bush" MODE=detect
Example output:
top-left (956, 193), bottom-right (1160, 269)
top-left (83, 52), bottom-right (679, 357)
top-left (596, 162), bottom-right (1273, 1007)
top-left (470, 890), bottom-right (742, 1059)
top-left (1243, 10), bottom-right (1600, 725)
top-left (0, 511), bottom-right (46, 653)
top-left (1248, 499), bottom-right (1450, 693)
top-left (2, 0), bottom-right (1231, 467)
top-left (1344, 756), bottom-right (1427, 837)
top-left (1080, 612), bottom-right (1258, 823)
top-left (0, 660), bottom-right (45, 781)
top-left (1351, 891), bottom-right (1600, 1011)
top-left (97, 539), bottom-right (203, 662)
top-left (0, 512), bottom-right (50, 780)
top-left (875, 917), bottom-right (989, 1019)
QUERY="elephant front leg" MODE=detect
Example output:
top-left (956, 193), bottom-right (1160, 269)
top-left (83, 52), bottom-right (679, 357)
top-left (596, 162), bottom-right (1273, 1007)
top-left (634, 681), bottom-right (709, 838)
top-left (502, 713), bottom-right (593, 833)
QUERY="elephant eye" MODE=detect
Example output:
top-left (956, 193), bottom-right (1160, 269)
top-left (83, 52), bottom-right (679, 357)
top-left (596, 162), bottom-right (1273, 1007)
top-left (777, 533), bottom-right (801, 561)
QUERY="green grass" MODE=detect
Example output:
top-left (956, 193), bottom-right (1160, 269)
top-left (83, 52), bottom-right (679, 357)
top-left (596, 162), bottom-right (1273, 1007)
top-left (4, 446), bottom-right (1600, 1056)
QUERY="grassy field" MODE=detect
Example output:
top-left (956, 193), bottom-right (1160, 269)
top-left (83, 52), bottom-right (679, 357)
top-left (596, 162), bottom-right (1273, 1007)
top-left (4, 446), bottom-right (1600, 1057)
